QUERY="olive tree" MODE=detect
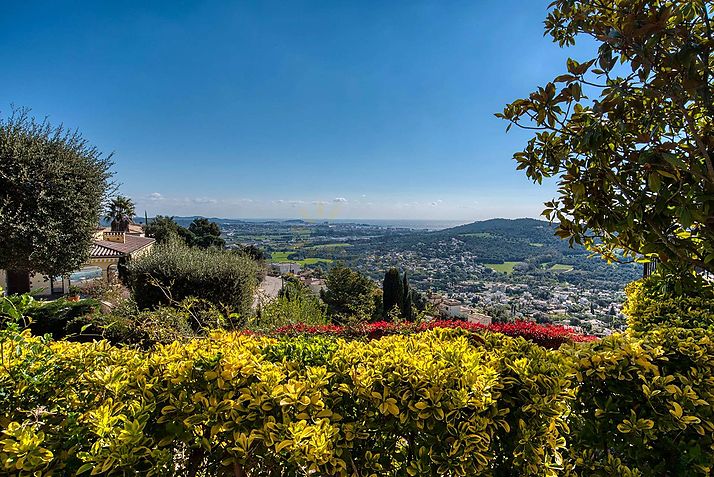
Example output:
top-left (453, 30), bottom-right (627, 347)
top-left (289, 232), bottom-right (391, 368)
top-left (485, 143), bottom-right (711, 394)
top-left (0, 108), bottom-right (113, 292)
top-left (498, 1), bottom-right (714, 274)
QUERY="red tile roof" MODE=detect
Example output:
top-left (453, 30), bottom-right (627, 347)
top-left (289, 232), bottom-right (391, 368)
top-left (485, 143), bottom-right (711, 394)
top-left (90, 235), bottom-right (155, 259)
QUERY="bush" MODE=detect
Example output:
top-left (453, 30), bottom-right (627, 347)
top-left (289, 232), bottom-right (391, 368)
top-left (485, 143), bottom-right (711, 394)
top-left (624, 278), bottom-right (714, 332)
top-left (0, 296), bottom-right (100, 339)
top-left (75, 277), bottom-right (125, 304)
top-left (125, 240), bottom-right (259, 316)
top-left (72, 297), bottom-right (230, 347)
top-left (254, 294), bottom-right (328, 331)
top-left (0, 328), bottom-right (574, 476)
top-left (1, 319), bottom-right (712, 476)
top-left (567, 326), bottom-right (714, 476)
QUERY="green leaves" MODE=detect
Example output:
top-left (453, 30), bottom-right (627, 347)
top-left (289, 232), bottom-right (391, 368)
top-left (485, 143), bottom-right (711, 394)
top-left (499, 0), bottom-right (714, 274)
top-left (0, 108), bottom-right (114, 277)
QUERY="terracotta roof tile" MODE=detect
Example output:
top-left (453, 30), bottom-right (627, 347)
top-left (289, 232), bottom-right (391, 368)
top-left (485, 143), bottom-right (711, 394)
top-left (90, 235), bottom-right (155, 258)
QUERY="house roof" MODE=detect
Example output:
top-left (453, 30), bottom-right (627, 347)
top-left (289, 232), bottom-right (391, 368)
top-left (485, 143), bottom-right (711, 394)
top-left (90, 235), bottom-right (155, 259)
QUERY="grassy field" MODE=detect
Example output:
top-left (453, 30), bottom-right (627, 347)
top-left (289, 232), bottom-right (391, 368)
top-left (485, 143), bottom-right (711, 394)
top-left (270, 251), bottom-right (333, 265)
top-left (484, 261), bottom-right (521, 274)
top-left (550, 263), bottom-right (574, 272)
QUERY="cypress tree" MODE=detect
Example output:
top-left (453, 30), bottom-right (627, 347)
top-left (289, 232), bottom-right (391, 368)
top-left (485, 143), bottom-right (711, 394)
top-left (401, 271), bottom-right (413, 321)
top-left (382, 268), bottom-right (403, 318)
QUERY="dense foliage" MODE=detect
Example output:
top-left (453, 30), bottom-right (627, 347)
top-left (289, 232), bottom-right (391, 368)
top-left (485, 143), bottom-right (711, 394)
top-left (254, 294), bottom-right (328, 331)
top-left (144, 216), bottom-right (188, 244)
top-left (382, 268), bottom-right (404, 318)
top-left (125, 240), bottom-right (259, 316)
top-left (624, 276), bottom-right (714, 331)
top-left (499, 1), bottom-right (714, 273)
top-left (145, 216), bottom-right (225, 249)
top-left (104, 196), bottom-right (136, 227)
top-left (0, 108), bottom-right (113, 288)
top-left (568, 326), bottom-right (714, 476)
top-left (1, 324), bottom-right (712, 476)
top-left (320, 266), bottom-right (380, 323)
top-left (188, 218), bottom-right (226, 249)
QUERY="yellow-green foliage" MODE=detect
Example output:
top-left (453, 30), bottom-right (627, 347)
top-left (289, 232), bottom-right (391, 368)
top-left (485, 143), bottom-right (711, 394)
top-left (567, 326), bottom-right (714, 476)
top-left (0, 329), bottom-right (572, 476)
top-left (2, 326), bottom-right (713, 476)
top-left (624, 279), bottom-right (714, 332)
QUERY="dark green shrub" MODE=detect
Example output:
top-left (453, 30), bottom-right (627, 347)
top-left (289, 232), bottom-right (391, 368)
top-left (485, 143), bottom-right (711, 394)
top-left (72, 297), bottom-right (228, 346)
top-left (125, 240), bottom-right (259, 316)
top-left (20, 298), bottom-right (100, 339)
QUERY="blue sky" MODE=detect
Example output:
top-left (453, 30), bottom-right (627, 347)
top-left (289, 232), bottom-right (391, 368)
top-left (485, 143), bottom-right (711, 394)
top-left (0, 1), bottom-right (594, 221)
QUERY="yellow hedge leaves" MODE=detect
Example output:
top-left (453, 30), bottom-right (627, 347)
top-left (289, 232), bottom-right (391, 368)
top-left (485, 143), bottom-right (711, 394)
top-left (1, 326), bottom-right (713, 476)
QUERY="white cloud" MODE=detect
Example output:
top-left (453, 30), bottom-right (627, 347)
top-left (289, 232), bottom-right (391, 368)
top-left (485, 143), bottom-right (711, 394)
top-left (148, 192), bottom-right (164, 201)
top-left (333, 197), bottom-right (348, 203)
top-left (430, 199), bottom-right (443, 207)
top-left (191, 197), bottom-right (218, 204)
top-left (274, 199), bottom-right (305, 207)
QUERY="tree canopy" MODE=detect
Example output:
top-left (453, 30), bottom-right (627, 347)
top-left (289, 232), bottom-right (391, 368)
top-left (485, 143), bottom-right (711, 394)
top-left (498, 0), bottom-right (714, 275)
top-left (105, 196), bottom-right (136, 231)
top-left (144, 216), bottom-right (184, 244)
top-left (145, 216), bottom-right (225, 249)
top-left (382, 268), bottom-right (404, 317)
top-left (0, 108), bottom-right (113, 286)
top-left (188, 218), bottom-right (225, 249)
top-left (320, 265), bottom-right (378, 323)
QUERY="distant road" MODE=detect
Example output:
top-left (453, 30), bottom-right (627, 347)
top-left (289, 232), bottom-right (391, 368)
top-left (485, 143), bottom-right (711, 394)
top-left (253, 276), bottom-right (282, 309)
top-left (260, 276), bottom-right (282, 298)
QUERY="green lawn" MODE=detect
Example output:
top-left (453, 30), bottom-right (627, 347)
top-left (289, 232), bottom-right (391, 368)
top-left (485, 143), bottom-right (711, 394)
top-left (271, 251), bottom-right (333, 266)
top-left (270, 251), bottom-right (292, 262)
top-left (550, 263), bottom-right (574, 272)
top-left (484, 261), bottom-right (521, 274)
top-left (299, 258), bottom-right (334, 265)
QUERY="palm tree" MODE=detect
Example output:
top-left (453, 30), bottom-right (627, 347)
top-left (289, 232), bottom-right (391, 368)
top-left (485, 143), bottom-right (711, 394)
top-left (105, 196), bottom-right (136, 231)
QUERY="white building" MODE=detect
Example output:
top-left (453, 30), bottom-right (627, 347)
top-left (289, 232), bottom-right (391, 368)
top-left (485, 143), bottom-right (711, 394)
top-left (270, 262), bottom-right (302, 275)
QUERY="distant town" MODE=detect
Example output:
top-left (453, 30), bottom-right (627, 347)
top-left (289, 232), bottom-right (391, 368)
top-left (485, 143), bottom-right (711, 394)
top-left (165, 216), bottom-right (640, 336)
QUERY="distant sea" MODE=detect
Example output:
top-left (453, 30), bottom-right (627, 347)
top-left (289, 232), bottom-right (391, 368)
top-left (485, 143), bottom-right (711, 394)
top-left (243, 218), bottom-right (469, 230)
top-left (322, 219), bottom-right (468, 230)
top-left (154, 216), bottom-right (470, 231)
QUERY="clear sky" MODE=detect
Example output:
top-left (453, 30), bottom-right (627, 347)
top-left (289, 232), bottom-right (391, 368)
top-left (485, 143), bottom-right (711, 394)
top-left (0, 1), bottom-right (595, 221)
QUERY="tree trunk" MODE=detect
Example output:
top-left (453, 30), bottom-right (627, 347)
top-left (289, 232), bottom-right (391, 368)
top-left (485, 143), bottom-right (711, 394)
top-left (6, 269), bottom-right (31, 294)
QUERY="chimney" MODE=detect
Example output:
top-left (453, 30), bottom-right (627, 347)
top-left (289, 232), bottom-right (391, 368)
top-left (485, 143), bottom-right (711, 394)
top-left (103, 231), bottom-right (126, 243)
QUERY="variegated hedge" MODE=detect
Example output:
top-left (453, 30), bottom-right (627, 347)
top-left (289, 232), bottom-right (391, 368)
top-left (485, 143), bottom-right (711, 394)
top-left (1, 326), bottom-right (712, 476)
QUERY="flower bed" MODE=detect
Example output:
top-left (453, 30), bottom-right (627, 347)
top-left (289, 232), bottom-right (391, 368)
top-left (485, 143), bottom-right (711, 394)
top-left (273, 319), bottom-right (596, 348)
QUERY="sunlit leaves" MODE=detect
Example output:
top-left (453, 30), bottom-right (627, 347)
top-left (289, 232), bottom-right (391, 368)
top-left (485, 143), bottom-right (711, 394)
top-left (499, 0), bottom-right (714, 273)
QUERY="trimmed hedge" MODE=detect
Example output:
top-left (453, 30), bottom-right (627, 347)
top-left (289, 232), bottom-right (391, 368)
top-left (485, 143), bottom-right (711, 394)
top-left (2, 325), bottom-right (712, 476)
top-left (273, 319), bottom-right (596, 349)
top-left (568, 326), bottom-right (714, 476)
top-left (0, 328), bottom-right (572, 476)
top-left (125, 241), bottom-right (259, 316)
top-left (624, 278), bottom-right (714, 332)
